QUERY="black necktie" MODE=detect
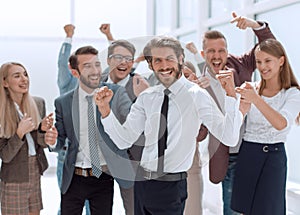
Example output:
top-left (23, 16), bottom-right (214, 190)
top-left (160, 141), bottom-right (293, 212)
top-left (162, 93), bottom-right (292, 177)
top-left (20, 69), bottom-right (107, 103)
top-left (157, 89), bottom-right (171, 174)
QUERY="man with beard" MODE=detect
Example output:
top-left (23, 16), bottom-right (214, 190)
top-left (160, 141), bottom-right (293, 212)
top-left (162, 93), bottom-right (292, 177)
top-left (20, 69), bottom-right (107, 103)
top-left (46, 45), bottom-right (135, 215)
top-left (93, 36), bottom-right (244, 215)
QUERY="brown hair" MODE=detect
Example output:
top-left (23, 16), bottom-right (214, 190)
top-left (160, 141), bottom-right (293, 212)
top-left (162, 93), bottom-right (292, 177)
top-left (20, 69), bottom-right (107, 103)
top-left (107, 39), bottom-right (136, 58)
top-left (202, 30), bottom-right (227, 49)
top-left (143, 36), bottom-right (185, 68)
top-left (255, 39), bottom-right (299, 95)
top-left (69, 45), bottom-right (99, 71)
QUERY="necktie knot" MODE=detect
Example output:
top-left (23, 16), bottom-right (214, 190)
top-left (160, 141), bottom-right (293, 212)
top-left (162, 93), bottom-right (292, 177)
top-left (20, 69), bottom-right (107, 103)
top-left (86, 95), bottom-right (93, 104)
top-left (164, 89), bottom-right (171, 96)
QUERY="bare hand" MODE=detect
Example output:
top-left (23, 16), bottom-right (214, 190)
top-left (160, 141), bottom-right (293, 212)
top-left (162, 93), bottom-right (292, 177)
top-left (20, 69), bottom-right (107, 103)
top-left (40, 113), bottom-right (54, 132)
top-left (99, 24), bottom-right (111, 35)
top-left (186, 42), bottom-right (198, 54)
top-left (193, 75), bottom-right (210, 88)
top-left (230, 12), bottom-right (260, 29)
top-left (216, 70), bottom-right (236, 97)
top-left (44, 126), bottom-right (58, 146)
top-left (94, 86), bottom-right (114, 117)
top-left (64, 24), bottom-right (75, 38)
top-left (17, 113), bottom-right (36, 139)
top-left (236, 82), bottom-right (259, 103)
top-left (133, 74), bottom-right (149, 97)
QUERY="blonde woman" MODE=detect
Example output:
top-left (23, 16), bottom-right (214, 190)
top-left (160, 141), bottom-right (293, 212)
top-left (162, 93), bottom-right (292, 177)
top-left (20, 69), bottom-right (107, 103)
top-left (0, 62), bottom-right (53, 215)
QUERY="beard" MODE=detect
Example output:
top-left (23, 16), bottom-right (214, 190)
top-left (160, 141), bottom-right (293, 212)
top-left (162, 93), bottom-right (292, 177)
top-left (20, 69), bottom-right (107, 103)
top-left (79, 74), bottom-right (100, 90)
top-left (154, 64), bottom-right (182, 88)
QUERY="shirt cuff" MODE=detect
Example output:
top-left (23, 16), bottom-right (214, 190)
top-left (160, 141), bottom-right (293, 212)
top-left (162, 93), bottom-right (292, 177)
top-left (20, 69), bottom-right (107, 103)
top-left (253, 22), bottom-right (266, 31)
top-left (64, 37), bottom-right (72, 44)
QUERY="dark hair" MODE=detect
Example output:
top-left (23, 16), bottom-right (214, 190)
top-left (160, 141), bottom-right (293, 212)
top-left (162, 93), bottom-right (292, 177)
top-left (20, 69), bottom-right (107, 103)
top-left (107, 39), bottom-right (136, 57)
top-left (69, 46), bottom-right (98, 70)
top-left (143, 36), bottom-right (185, 65)
top-left (255, 39), bottom-right (299, 95)
top-left (202, 30), bottom-right (227, 49)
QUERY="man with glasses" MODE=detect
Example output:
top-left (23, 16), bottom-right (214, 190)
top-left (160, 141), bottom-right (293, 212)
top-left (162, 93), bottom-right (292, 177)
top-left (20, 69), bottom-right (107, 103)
top-left (101, 39), bottom-right (149, 215)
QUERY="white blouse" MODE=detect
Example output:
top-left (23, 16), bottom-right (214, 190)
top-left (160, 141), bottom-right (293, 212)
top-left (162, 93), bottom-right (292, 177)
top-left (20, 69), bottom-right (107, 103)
top-left (243, 87), bottom-right (300, 144)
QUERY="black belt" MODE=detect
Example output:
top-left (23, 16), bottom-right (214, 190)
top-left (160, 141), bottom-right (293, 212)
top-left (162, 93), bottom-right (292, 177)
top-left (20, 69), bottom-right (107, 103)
top-left (141, 168), bottom-right (187, 181)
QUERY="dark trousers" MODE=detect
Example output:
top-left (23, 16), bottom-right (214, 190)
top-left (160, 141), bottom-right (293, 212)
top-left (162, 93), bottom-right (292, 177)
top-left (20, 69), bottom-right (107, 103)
top-left (134, 179), bottom-right (187, 215)
top-left (61, 173), bottom-right (114, 215)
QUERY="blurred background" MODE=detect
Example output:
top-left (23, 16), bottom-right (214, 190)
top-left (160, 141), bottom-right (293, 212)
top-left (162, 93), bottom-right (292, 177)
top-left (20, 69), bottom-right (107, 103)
top-left (1, 0), bottom-right (300, 214)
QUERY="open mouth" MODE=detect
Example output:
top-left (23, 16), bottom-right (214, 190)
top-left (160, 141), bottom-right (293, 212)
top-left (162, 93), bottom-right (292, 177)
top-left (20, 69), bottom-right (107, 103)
top-left (117, 66), bottom-right (128, 73)
top-left (159, 69), bottom-right (173, 77)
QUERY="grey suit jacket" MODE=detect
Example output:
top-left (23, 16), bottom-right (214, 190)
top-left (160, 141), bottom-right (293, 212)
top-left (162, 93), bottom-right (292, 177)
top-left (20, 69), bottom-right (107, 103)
top-left (52, 83), bottom-right (135, 194)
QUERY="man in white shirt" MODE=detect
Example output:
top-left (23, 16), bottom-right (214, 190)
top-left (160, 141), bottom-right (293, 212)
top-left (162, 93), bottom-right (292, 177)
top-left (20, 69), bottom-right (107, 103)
top-left (94, 36), bottom-right (243, 215)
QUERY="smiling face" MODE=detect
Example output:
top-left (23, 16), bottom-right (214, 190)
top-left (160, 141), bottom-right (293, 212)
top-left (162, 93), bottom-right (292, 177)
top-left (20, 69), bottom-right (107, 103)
top-left (75, 54), bottom-right (102, 93)
top-left (255, 50), bottom-right (284, 82)
top-left (107, 46), bottom-right (134, 83)
top-left (201, 38), bottom-right (228, 74)
top-left (150, 47), bottom-right (182, 88)
top-left (3, 64), bottom-right (29, 103)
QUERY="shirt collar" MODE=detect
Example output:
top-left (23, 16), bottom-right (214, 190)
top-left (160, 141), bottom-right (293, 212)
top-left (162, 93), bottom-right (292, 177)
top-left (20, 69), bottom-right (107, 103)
top-left (160, 75), bottom-right (187, 96)
top-left (107, 74), bottom-right (129, 87)
top-left (78, 86), bottom-right (97, 99)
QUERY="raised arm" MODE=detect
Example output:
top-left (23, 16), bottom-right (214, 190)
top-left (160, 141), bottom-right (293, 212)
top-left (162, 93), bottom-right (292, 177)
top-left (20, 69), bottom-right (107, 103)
top-left (99, 24), bottom-right (115, 42)
top-left (57, 24), bottom-right (78, 95)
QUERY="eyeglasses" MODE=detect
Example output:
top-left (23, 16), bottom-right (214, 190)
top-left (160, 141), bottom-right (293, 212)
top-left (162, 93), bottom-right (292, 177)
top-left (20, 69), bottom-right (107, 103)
top-left (109, 54), bottom-right (134, 63)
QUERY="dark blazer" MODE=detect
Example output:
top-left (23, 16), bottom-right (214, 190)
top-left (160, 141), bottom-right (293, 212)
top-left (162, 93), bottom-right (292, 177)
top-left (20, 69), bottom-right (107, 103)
top-left (0, 96), bottom-right (49, 183)
top-left (52, 83), bottom-right (135, 194)
top-left (101, 70), bottom-right (136, 102)
top-left (101, 72), bottom-right (146, 162)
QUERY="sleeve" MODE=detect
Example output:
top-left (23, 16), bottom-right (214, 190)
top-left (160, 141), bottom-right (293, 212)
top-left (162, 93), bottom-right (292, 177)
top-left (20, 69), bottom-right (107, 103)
top-left (102, 95), bottom-right (146, 150)
top-left (280, 88), bottom-right (300, 130)
top-left (111, 86), bottom-right (133, 124)
top-left (57, 42), bottom-right (78, 95)
top-left (50, 98), bottom-right (67, 152)
top-left (199, 90), bottom-right (243, 147)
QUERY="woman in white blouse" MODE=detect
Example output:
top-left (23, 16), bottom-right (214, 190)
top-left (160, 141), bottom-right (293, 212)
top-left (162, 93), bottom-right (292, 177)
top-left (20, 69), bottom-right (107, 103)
top-left (230, 39), bottom-right (300, 215)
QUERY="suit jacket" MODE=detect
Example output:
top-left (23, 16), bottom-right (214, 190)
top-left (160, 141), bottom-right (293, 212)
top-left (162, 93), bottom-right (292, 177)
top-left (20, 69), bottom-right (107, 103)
top-left (101, 72), bottom-right (146, 162)
top-left (52, 83), bottom-right (135, 194)
top-left (0, 96), bottom-right (49, 183)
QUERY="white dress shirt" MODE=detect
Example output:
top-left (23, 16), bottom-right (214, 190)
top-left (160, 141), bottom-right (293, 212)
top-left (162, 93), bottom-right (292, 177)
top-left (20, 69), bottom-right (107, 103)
top-left (102, 76), bottom-right (242, 173)
top-left (107, 74), bottom-right (129, 87)
top-left (243, 86), bottom-right (300, 144)
top-left (75, 87), bottom-right (106, 168)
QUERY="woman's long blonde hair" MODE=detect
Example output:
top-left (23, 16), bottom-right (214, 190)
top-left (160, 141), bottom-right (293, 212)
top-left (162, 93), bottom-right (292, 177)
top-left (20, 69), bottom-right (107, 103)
top-left (0, 62), bottom-right (41, 138)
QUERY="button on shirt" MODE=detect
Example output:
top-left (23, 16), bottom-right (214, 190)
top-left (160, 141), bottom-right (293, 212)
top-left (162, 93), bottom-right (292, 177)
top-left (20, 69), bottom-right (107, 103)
top-left (75, 87), bottom-right (106, 168)
top-left (102, 76), bottom-right (242, 173)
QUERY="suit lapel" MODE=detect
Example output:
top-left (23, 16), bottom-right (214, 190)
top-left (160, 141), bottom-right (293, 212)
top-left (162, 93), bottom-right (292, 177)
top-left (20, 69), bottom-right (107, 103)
top-left (71, 87), bottom-right (80, 143)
